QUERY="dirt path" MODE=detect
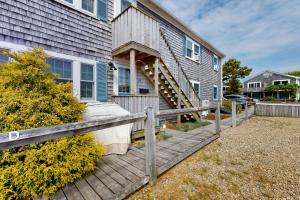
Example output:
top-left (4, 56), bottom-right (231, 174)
top-left (128, 117), bottom-right (300, 200)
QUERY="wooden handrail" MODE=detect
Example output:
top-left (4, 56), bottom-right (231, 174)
top-left (0, 113), bottom-right (146, 151)
top-left (156, 106), bottom-right (215, 118)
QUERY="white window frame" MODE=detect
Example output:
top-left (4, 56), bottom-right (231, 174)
top-left (117, 64), bottom-right (131, 95)
top-left (80, 0), bottom-right (97, 15)
top-left (213, 85), bottom-right (218, 100)
top-left (185, 36), bottom-right (201, 63)
top-left (272, 79), bottom-right (290, 85)
top-left (47, 57), bottom-right (74, 83)
top-left (213, 54), bottom-right (219, 71)
top-left (80, 63), bottom-right (96, 101)
top-left (247, 82), bottom-right (261, 88)
top-left (190, 80), bottom-right (201, 98)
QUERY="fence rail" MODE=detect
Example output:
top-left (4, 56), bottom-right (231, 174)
top-left (0, 105), bottom-right (220, 183)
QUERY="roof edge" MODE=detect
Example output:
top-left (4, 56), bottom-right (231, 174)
top-left (137, 0), bottom-right (226, 58)
top-left (243, 70), bottom-right (300, 83)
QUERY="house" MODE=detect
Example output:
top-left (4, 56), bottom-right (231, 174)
top-left (243, 70), bottom-right (300, 101)
top-left (0, 0), bottom-right (225, 131)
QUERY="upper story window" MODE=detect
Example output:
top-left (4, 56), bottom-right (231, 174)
top-left (273, 80), bottom-right (290, 85)
top-left (248, 82), bottom-right (261, 88)
top-left (54, 0), bottom-right (107, 21)
top-left (185, 37), bottom-right (201, 63)
top-left (213, 54), bottom-right (219, 71)
top-left (47, 58), bottom-right (73, 83)
top-left (121, 0), bottom-right (132, 12)
top-left (118, 67), bottom-right (130, 95)
top-left (82, 0), bottom-right (95, 13)
top-left (81, 63), bottom-right (95, 99)
top-left (114, 0), bottom-right (133, 17)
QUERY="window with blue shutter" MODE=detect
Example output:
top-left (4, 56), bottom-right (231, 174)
top-left (97, 0), bottom-right (108, 21)
top-left (96, 63), bottom-right (108, 102)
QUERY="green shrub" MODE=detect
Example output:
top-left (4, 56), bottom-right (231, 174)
top-left (176, 121), bottom-right (211, 132)
top-left (223, 100), bottom-right (242, 113)
top-left (0, 49), bottom-right (105, 199)
top-left (262, 96), bottom-right (275, 101)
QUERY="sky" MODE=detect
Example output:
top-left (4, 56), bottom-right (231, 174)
top-left (157, 0), bottom-right (300, 77)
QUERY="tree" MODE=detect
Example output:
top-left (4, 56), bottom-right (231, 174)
top-left (0, 49), bottom-right (105, 199)
top-left (223, 58), bottom-right (252, 94)
top-left (288, 71), bottom-right (300, 77)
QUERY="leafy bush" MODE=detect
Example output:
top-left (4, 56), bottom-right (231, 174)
top-left (265, 83), bottom-right (299, 99)
top-left (0, 49), bottom-right (105, 199)
top-left (176, 121), bottom-right (211, 132)
top-left (223, 100), bottom-right (242, 113)
top-left (262, 96), bottom-right (275, 101)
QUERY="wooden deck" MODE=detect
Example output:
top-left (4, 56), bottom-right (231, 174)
top-left (50, 107), bottom-right (254, 200)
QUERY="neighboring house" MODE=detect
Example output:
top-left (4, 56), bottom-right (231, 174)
top-left (243, 70), bottom-right (300, 101)
top-left (0, 0), bottom-right (225, 130)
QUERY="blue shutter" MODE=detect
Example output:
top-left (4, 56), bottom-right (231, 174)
top-left (96, 63), bottom-right (107, 102)
top-left (183, 36), bottom-right (186, 56)
top-left (97, 0), bottom-right (108, 21)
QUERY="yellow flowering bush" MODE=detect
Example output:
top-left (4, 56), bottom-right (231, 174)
top-left (0, 49), bottom-right (105, 199)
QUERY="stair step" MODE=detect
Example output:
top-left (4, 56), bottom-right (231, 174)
top-left (164, 90), bottom-right (168, 94)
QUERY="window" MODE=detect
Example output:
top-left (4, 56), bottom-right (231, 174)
top-left (121, 0), bottom-right (131, 12)
top-left (118, 67), bottom-right (130, 95)
top-left (213, 54), bottom-right (219, 71)
top-left (47, 58), bottom-right (73, 83)
top-left (191, 80), bottom-right (201, 98)
top-left (185, 37), bottom-right (202, 63)
top-left (81, 64), bottom-right (94, 99)
top-left (194, 44), bottom-right (201, 62)
top-left (213, 85), bottom-right (218, 100)
top-left (82, 0), bottom-right (95, 13)
top-left (273, 80), bottom-right (290, 85)
top-left (248, 82), bottom-right (261, 88)
top-left (0, 53), bottom-right (9, 63)
top-left (64, 0), bottom-right (73, 4)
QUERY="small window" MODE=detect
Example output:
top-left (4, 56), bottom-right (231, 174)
top-left (82, 0), bottom-right (95, 13)
top-left (47, 58), bottom-right (73, 83)
top-left (186, 40), bottom-right (193, 58)
top-left (64, 0), bottom-right (73, 4)
top-left (81, 64), bottom-right (94, 99)
top-left (213, 54), bottom-right (219, 71)
top-left (194, 44), bottom-right (201, 62)
top-left (118, 67), bottom-right (130, 95)
top-left (248, 82), bottom-right (261, 88)
top-left (191, 80), bottom-right (201, 98)
top-left (213, 85), bottom-right (218, 100)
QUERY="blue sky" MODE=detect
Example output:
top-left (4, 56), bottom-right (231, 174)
top-left (157, 0), bottom-right (300, 76)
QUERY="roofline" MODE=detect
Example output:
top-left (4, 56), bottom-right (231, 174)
top-left (243, 70), bottom-right (300, 83)
top-left (137, 0), bottom-right (226, 58)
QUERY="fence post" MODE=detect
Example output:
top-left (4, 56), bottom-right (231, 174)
top-left (232, 101), bottom-right (237, 127)
top-left (215, 102), bottom-right (221, 134)
top-left (245, 102), bottom-right (248, 119)
top-left (144, 107), bottom-right (157, 184)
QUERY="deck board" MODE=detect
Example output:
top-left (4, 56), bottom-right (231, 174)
top-left (52, 108), bottom-right (254, 200)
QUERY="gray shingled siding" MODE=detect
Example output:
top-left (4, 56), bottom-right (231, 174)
top-left (138, 3), bottom-right (221, 102)
top-left (0, 0), bottom-right (114, 100)
top-left (136, 68), bottom-right (155, 94)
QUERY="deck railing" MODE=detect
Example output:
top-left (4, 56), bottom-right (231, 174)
top-left (112, 6), bottom-right (160, 52)
top-left (0, 105), bottom-right (220, 183)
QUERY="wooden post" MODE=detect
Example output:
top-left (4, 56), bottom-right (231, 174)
top-left (245, 102), bottom-right (248, 119)
top-left (130, 49), bottom-right (137, 95)
top-left (215, 102), bottom-right (221, 134)
top-left (144, 107), bottom-right (157, 184)
top-left (232, 101), bottom-right (237, 127)
top-left (177, 69), bottom-right (182, 124)
top-left (154, 58), bottom-right (159, 96)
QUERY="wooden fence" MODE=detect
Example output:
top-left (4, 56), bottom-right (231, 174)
top-left (0, 105), bottom-right (220, 183)
top-left (255, 103), bottom-right (300, 117)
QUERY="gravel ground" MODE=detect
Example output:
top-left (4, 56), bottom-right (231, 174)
top-left (128, 117), bottom-right (300, 200)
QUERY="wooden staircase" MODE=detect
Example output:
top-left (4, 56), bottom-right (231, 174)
top-left (140, 60), bottom-right (201, 121)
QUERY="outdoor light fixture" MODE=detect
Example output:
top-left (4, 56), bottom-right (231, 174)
top-left (108, 62), bottom-right (117, 71)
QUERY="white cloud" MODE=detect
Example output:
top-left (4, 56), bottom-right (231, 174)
top-left (157, 0), bottom-right (300, 65)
